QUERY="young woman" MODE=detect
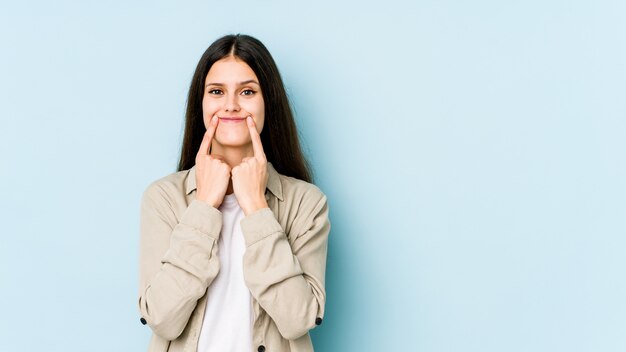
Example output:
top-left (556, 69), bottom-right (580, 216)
top-left (138, 34), bottom-right (331, 352)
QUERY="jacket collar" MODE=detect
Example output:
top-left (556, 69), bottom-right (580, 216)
top-left (184, 161), bottom-right (284, 201)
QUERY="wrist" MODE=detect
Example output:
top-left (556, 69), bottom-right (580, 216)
top-left (199, 194), bottom-right (221, 209)
top-left (243, 198), bottom-right (269, 216)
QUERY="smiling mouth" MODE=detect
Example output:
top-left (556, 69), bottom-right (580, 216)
top-left (219, 116), bottom-right (246, 123)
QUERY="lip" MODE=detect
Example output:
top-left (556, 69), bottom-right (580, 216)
top-left (218, 116), bottom-right (247, 123)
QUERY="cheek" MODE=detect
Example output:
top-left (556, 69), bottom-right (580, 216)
top-left (256, 115), bottom-right (265, 134)
top-left (249, 99), bottom-right (264, 131)
top-left (241, 98), bottom-right (263, 115)
top-left (202, 98), bottom-right (219, 123)
top-left (202, 97), bottom-right (216, 114)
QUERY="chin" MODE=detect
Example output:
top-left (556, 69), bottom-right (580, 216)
top-left (214, 134), bottom-right (251, 148)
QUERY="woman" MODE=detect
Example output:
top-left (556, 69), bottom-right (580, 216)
top-left (138, 34), bottom-right (331, 352)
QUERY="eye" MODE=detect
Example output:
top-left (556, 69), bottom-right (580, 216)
top-left (208, 89), bottom-right (223, 95)
top-left (241, 89), bottom-right (256, 96)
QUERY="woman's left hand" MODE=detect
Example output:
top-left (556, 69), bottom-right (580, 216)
top-left (232, 116), bottom-right (269, 216)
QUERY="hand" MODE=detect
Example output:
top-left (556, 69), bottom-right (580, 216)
top-left (195, 115), bottom-right (232, 208)
top-left (232, 116), bottom-right (269, 216)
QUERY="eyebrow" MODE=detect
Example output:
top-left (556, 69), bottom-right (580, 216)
top-left (205, 80), bottom-right (260, 87)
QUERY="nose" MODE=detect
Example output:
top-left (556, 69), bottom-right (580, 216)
top-left (224, 93), bottom-right (240, 112)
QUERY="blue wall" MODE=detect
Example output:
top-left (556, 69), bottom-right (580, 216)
top-left (1, 1), bottom-right (625, 351)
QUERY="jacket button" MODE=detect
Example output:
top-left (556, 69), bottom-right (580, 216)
top-left (140, 317), bottom-right (147, 325)
top-left (315, 317), bottom-right (323, 325)
top-left (257, 345), bottom-right (266, 352)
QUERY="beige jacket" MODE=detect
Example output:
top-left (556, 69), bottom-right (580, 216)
top-left (138, 162), bottom-right (330, 352)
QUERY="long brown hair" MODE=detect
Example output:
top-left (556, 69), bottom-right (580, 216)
top-left (177, 34), bottom-right (312, 183)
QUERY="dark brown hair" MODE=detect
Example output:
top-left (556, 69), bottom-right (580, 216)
top-left (177, 34), bottom-right (312, 183)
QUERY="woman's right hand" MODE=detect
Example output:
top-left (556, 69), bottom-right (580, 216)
top-left (195, 115), bottom-right (231, 208)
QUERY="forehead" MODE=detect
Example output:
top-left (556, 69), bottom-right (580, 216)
top-left (205, 56), bottom-right (258, 83)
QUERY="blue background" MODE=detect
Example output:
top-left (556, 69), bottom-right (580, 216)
top-left (1, 1), bottom-right (625, 351)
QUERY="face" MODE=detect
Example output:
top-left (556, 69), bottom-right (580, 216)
top-left (202, 56), bottom-right (265, 149)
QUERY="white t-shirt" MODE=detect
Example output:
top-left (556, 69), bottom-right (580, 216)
top-left (196, 193), bottom-right (254, 352)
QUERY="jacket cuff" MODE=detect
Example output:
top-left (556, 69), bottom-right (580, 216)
top-left (241, 207), bottom-right (283, 247)
top-left (180, 200), bottom-right (222, 239)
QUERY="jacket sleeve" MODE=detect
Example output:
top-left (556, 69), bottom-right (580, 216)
top-left (240, 187), bottom-right (330, 340)
top-left (138, 183), bottom-right (222, 341)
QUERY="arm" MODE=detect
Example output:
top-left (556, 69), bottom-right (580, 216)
top-left (241, 189), bottom-right (330, 340)
top-left (138, 183), bottom-right (222, 340)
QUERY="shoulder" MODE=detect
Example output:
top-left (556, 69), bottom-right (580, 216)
top-left (276, 172), bottom-right (328, 215)
top-left (141, 168), bottom-right (191, 206)
top-left (280, 173), bottom-right (326, 199)
top-left (274, 172), bottom-right (330, 238)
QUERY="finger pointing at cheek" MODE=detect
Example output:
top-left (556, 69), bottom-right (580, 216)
top-left (194, 114), bottom-right (230, 208)
top-left (197, 115), bottom-right (218, 157)
top-left (230, 116), bottom-right (269, 215)
top-left (247, 116), bottom-right (266, 161)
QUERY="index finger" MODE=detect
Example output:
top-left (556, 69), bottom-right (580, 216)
top-left (197, 115), bottom-right (218, 156)
top-left (246, 116), bottom-right (266, 160)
